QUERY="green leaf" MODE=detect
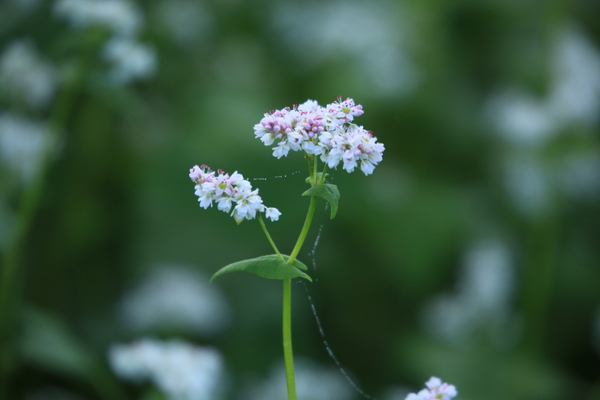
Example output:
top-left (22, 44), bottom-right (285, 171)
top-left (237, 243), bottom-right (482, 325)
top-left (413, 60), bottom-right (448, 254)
top-left (302, 183), bottom-right (340, 219)
top-left (211, 254), bottom-right (312, 282)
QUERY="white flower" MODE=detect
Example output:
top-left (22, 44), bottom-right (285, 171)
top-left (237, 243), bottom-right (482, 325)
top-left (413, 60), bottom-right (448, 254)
top-left (404, 377), bottom-right (457, 400)
top-left (405, 389), bottom-right (430, 400)
top-left (271, 2), bottom-right (419, 97)
top-left (265, 207), bottom-right (281, 222)
top-left (54, 0), bottom-right (143, 36)
top-left (0, 39), bottom-right (57, 110)
top-left (118, 266), bottom-right (230, 336)
top-left (102, 36), bottom-right (156, 84)
top-left (109, 338), bottom-right (224, 400)
top-left (0, 113), bottom-right (49, 184)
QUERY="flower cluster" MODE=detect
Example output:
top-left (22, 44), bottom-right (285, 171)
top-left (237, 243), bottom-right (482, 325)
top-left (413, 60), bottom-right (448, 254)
top-left (254, 97), bottom-right (384, 175)
top-left (189, 165), bottom-right (281, 223)
top-left (405, 377), bottom-right (458, 400)
top-left (119, 265), bottom-right (230, 336)
top-left (109, 338), bottom-right (223, 400)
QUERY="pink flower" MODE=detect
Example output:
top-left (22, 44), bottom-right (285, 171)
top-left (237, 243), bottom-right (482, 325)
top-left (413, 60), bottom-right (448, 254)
top-left (253, 97), bottom-right (384, 175)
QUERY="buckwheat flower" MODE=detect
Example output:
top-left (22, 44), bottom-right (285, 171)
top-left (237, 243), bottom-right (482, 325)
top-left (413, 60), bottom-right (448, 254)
top-left (426, 377), bottom-right (457, 400)
top-left (326, 96), bottom-right (364, 123)
top-left (189, 165), bottom-right (280, 222)
top-left (319, 124), bottom-right (384, 175)
top-left (254, 97), bottom-right (384, 175)
top-left (265, 207), bottom-right (281, 221)
top-left (405, 377), bottom-right (457, 400)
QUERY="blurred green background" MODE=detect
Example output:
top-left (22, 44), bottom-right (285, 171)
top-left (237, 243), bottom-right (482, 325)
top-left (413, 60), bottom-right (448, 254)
top-left (1, 0), bottom-right (600, 399)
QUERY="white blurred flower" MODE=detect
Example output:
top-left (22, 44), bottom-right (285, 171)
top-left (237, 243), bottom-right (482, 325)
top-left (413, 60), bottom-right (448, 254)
top-left (54, 0), bottom-right (143, 36)
top-left (422, 240), bottom-right (517, 345)
top-left (118, 266), bottom-right (230, 336)
top-left (109, 338), bottom-right (224, 400)
top-left (271, 0), bottom-right (418, 97)
top-left (246, 358), bottom-right (353, 400)
top-left (548, 25), bottom-right (600, 127)
top-left (486, 24), bottom-right (600, 146)
top-left (102, 36), bottom-right (156, 83)
top-left (109, 338), bottom-right (163, 382)
top-left (0, 40), bottom-right (57, 110)
top-left (0, 113), bottom-right (49, 184)
top-left (485, 89), bottom-right (557, 147)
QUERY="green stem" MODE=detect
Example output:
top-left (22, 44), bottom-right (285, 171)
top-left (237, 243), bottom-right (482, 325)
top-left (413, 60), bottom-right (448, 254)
top-left (0, 70), bottom-right (78, 400)
top-left (319, 165), bottom-right (328, 185)
top-left (281, 191), bottom-right (320, 399)
top-left (0, 29), bottom-right (107, 400)
top-left (258, 214), bottom-right (282, 258)
top-left (287, 196), bottom-right (318, 264)
top-left (282, 278), bottom-right (296, 400)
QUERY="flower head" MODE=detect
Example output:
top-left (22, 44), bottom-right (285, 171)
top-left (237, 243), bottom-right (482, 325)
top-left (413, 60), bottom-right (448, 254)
top-left (189, 165), bottom-right (280, 223)
top-left (253, 97), bottom-right (384, 175)
top-left (405, 377), bottom-right (458, 400)
top-left (109, 338), bottom-right (223, 400)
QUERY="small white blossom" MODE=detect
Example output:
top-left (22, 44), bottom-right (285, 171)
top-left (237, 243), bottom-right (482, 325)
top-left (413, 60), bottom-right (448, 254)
top-left (265, 207), bottom-right (281, 222)
top-left (189, 165), bottom-right (280, 223)
top-left (405, 377), bottom-right (457, 400)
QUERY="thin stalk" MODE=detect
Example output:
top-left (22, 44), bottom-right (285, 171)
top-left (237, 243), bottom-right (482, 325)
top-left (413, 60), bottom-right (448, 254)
top-left (258, 214), bottom-right (282, 259)
top-left (319, 165), bottom-right (328, 185)
top-left (281, 187), bottom-right (321, 399)
top-left (306, 155), bottom-right (315, 184)
top-left (287, 196), bottom-right (318, 265)
top-left (282, 278), bottom-right (296, 400)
